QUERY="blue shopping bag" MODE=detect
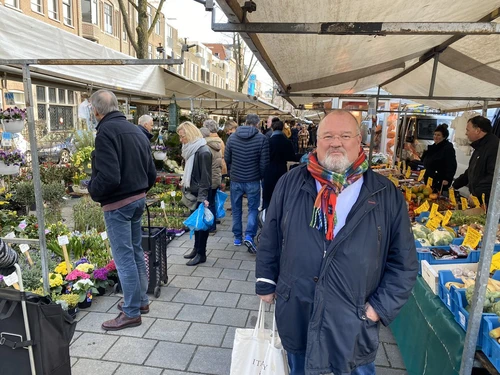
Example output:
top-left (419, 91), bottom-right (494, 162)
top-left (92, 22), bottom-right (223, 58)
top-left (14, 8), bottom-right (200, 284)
top-left (183, 203), bottom-right (215, 238)
top-left (215, 189), bottom-right (228, 219)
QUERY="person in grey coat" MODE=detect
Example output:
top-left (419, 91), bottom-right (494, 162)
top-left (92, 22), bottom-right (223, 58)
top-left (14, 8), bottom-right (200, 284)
top-left (256, 110), bottom-right (418, 375)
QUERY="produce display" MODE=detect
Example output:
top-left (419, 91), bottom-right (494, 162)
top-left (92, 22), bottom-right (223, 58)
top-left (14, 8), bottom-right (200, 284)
top-left (413, 224), bottom-right (454, 246)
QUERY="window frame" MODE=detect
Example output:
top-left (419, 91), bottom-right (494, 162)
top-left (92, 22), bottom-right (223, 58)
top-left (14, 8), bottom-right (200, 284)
top-left (48, 0), bottom-right (59, 20)
top-left (5, 0), bottom-right (19, 9)
top-left (62, 0), bottom-right (73, 26)
top-left (104, 3), bottom-right (113, 35)
top-left (30, 0), bottom-right (43, 14)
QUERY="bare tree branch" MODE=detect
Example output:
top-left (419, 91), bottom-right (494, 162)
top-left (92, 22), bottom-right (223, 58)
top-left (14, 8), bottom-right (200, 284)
top-left (127, 0), bottom-right (138, 12)
top-left (117, 0), bottom-right (139, 52)
top-left (147, 0), bottom-right (166, 36)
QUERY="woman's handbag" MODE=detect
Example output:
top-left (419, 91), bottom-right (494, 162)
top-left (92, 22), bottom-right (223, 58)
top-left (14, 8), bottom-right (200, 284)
top-left (181, 188), bottom-right (198, 211)
top-left (230, 301), bottom-right (289, 375)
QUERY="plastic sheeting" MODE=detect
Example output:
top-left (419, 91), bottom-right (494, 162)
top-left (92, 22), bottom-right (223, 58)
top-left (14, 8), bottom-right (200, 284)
top-left (219, 0), bottom-right (500, 110)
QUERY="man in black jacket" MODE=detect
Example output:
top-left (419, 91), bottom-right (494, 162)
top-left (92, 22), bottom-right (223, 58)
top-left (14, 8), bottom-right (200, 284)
top-left (256, 110), bottom-right (417, 375)
top-left (88, 89), bottom-right (156, 331)
top-left (453, 115), bottom-right (499, 206)
top-left (225, 113), bottom-right (269, 253)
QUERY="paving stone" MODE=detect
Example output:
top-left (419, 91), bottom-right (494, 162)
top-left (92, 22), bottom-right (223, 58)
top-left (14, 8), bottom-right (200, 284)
top-left (197, 277), bottom-right (230, 292)
top-left (148, 301), bottom-right (184, 319)
top-left (155, 286), bottom-right (180, 302)
top-left (375, 345), bottom-right (390, 367)
top-left (205, 291), bottom-right (240, 308)
top-left (384, 343), bottom-right (406, 369)
top-left (168, 255), bottom-right (190, 265)
top-left (208, 249), bottom-right (235, 259)
top-left (71, 357), bottom-right (78, 366)
top-left (374, 367), bottom-right (408, 375)
top-left (83, 296), bottom-right (120, 313)
top-left (168, 264), bottom-right (195, 275)
top-left (214, 258), bottom-right (242, 269)
top-left (172, 289), bottom-right (209, 305)
top-left (207, 236), bottom-right (222, 243)
top-left (207, 242), bottom-right (231, 250)
top-left (211, 307), bottom-right (249, 327)
top-left (176, 304), bottom-right (216, 323)
top-left (145, 341), bottom-right (196, 370)
top-left (179, 240), bottom-right (194, 248)
top-left (221, 326), bottom-right (237, 348)
top-left (182, 322), bottom-right (227, 346)
top-left (247, 271), bottom-right (256, 282)
top-left (219, 268), bottom-right (249, 281)
top-left (144, 319), bottom-right (190, 342)
top-left (106, 316), bottom-right (155, 338)
top-left (70, 333), bottom-right (118, 359)
top-left (218, 236), bottom-right (235, 244)
top-left (71, 331), bottom-right (83, 345)
top-left (75, 312), bottom-right (117, 333)
top-left (115, 364), bottom-right (162, 375)
top-left (233, 252), bottom-right (257, 261)
top-left (169, 275), bottom-right (202, 289)
top-left (191, 266), bottom-right (223, 278)
top-left (247, 310), bottom-right (274, 329)
top-left (71, 358), bottom-right (119, 375)
top-left (238, 259), bottom-right (256, 270)
top-left (168, 247), bottom-right (194, 256)
top-left (196, 257), bottom-right (217, 267)
top-left (103, 336), bottom-right (156, 364)
top-left (74, 310), bottom-right (88, 322)
top-left (162, 370), bottom-right (199, 375)
top-left (236, 294), bottom-right (261, 310)
top-left (188, 347), bottom-right (232, 375)
top-left (214, 230), bottom-right (233, 237)
top-left (381, 325), bottom-right (397, 344)
top-left (227, 280), bottom-right (256, 295)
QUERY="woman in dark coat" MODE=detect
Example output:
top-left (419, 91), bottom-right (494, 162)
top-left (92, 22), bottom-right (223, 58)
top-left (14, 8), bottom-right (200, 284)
top-left (421, 124), bottom-right (457, 192)
top-left (262, 120), bottom-right (296, 210)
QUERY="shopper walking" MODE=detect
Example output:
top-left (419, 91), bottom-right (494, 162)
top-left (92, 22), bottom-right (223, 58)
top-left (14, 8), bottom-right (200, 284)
top-left (256, 110), bottom-right (418, 375)
top-left (290, 120), bottom-right (299, 153)
top-left (298, 125), bottom-right (310, 154)
top-left (88, 89), bottom-right (156, 331)
top-left (137, 114), bottom-right (154, 140)
top-left (225, 113), bottom-right (269, 253)
top-left (178, 122), bottom-right (212, 266)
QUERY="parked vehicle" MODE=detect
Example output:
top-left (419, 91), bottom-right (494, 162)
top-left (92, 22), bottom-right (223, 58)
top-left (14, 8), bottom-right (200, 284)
top-left (37, 132), bottom-right (77, 164)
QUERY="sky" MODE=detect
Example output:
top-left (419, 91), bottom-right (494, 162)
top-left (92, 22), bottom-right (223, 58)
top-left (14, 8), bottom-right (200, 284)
top-left (160, 0), bottom-right (274, 92)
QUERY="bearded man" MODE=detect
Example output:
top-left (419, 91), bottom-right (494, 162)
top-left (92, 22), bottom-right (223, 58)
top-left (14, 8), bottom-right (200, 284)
top-left (256, 110), bottom-right (418, 375)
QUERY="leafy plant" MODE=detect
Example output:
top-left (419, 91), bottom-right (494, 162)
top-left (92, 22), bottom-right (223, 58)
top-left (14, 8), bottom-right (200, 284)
top-left (73, 130), bottom-right (95, 150)
top-left (13, 181), bottom-right (35, 209)
top-left (71, 146), bottom-right (94, 169)
top-left (18, 250), bottom-right (59, 292)
top-left (40, 163), bottom-right (78, 185)
top-left (73, 197), bottom-right (105, 232)
top-left (0, 107), bottom-right (26, 120)
top-left (55, 293), bottom-right (79, 308)
top-left (0, 149), bottom-right (26, 166)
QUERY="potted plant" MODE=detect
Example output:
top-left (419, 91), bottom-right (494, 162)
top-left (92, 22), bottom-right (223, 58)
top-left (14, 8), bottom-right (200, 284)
top-left (0, 149), bottom-right (25, 175)
top-left (71, 279), bottom-right (98, 309)
top-left (1, 107), bottom-right (26, 133)
top-left (105, 259), bottom-right (119, 284)
top-left (92, 267), bottom-right (114, 296)
top-left (71, 146), bottom-right (94, 175)
top-left (152, 144), bottom-right (168, 160)
top-left (55, 293), bottom-right (80, 318)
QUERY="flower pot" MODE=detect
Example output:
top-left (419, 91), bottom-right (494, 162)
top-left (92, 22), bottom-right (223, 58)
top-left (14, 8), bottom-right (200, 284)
top-left (153, 151), bottom-right (166, 160)
top-left (1, 119), bottom-right (24, 133)
top-left (78, 299), bottom-right (92, 309)
top-left (67, 307), bottom-right (79, 319)
top-left (97, 286), bottom-right (106, 296)
top-left (0, 161), bottom-right (20, 175)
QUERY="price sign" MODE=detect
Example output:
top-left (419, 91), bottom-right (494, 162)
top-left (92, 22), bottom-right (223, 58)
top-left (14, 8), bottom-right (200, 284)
top-left (463, 226), bottom-right (482, 249)
top-left (19, 244), bottom-right (30, 253)
top-left (461, 197), bottom-right (469, 210)
top-left (3, 272), bottom-right (19, 287)
top-left (100, 231), bottom-right (108, 241)
top-left (160, 201), bottom-right (165, 209)
top-left (1, 132), bottom-right (12, 147)
top-left (402, 160), bottom-right (406, 175)
top-left (426, 177), bottom-right (433, 188)
top-left (397, 161), bottom-right (402, 172)
top-left (442, 210), bottom-right (453, 226)
top-left (426, 217), bottom-right (441, 231)
top-left (482, 193), bottom-right (486, 208)
top-left (57, 235), bottom-right (69, 246)
top-left (429, 203), bottom-right (439, 219)
top-left (470, 195), bottom-right (481, 208)
top-left (405, 167), bottom-right (412, 179)
top-left (449, 188), bottom-right (457, 207)
top-left (418, 169), bottom-right (426, 182)
top-left (415, 200), bottom-right (430, 214)
top-left (405, 187), bottom-right (412, 202)
top-left (5, 232), bottom-right (15, 239)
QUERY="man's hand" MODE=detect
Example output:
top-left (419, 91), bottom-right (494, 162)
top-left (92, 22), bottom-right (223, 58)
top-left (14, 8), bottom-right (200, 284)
top-left (442, 180), bottom-right (449, 186)
top-left (365, 302), bottom-right (380, 322)
top-left (258, 293), bottom-right (276, 304)
top-left (203, 200), bottom-right (209, 207)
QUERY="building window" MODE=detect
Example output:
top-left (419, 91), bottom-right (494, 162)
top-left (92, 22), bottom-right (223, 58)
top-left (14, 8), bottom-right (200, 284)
top-left (68, 90), bottom-right (74, 104)
top-left (147, 6), bottom-right (152, 28)
top-left (81, 0), bottom-right (98, 24)
top-left (63, 0), bottom-right (73, 26)
top-left (104, 3), bottom-right (113, 34)
top-left (155, 16), bottom-right (161, 35)
top-left (48, 0), bottom-right (59, 20)
top-left (58, 89), bottom-right (66, 104)
top-left (49, 106), bottom-right (74, 131)
top-left (36, 86), bottom-right (46, 102)
top-left (31, 0), bottom-right (43, 13)
top-left (91, 0), bottom-right (98, 24)
top-left (5, 0), bottom-right (19, 8)
top-left (123, 28), bottom-right (127, 41)
top-left (49, 88), bottom-right (57, 103)
top-left (166, 25), bottom-right (173, 48)
top-left (148, 45), bottom-right (153, 59)
top-left (37, 104), bottom-right (47, 121)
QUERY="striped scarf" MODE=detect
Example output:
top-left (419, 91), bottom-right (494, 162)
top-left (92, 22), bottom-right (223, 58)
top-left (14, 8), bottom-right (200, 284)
top-left (307, 148), bottom-right (368, 240)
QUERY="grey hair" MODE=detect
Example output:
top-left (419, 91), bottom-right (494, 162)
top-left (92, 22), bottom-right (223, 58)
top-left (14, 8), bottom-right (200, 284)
top-left (138, 114), bottom-right (153, 126)
top-left (318, 109), bottom-right (360, 135)
top-left (245, 114), bottom-right (260, 127)
top-left (90, 89), bottom-right (119, 116)
top-left (203, 119), bottom-right (219, 133)
top-left (200, 127), bottom-right (210, 138)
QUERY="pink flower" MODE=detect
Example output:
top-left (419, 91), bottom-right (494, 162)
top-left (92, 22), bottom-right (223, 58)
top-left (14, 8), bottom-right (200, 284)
top-left (65, 269), bottom-right (91, 281)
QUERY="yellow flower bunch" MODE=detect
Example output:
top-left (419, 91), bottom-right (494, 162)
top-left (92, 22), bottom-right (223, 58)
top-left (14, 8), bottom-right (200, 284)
top-left (5, 193), bottom-right (12, 199)
top-left (0, 201), bottom-right (8, 205)
top-left (41, 273), bottom-right (64, 288)
top-left (76, 263), bottom-right (94, 273)
top-left (54, 261), bottom-right (71, 276)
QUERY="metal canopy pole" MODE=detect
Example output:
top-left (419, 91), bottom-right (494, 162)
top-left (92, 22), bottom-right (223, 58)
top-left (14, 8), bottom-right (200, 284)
top-left (367, 92), bottom-right (378, 167)
top-left (429, 53), bottom-right (440, 97)
top-left (281, 93), bottom-right (500, 101)
top-left (483, 101), bottom-right (489, 116)
top-left (22, 64), bottom-right (50, 294)
top-left (391, 101), bottom-right (402, 168)
top-left (460, 143), bottom-right (500, 374)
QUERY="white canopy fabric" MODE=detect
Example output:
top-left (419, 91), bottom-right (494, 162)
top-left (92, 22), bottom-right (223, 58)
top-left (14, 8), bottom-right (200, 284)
top-left (216, 0), bottom-right (500, 110)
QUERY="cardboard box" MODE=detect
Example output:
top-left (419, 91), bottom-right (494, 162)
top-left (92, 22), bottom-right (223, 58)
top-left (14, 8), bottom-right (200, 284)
top-left (421, 260), bottom-right (478, 295)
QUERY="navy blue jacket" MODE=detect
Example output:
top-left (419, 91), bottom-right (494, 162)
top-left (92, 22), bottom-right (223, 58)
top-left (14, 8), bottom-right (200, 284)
top-left (88, 111), bottom-right (157, 206)
top-left (256, 165), bottom-right (418, 374)
top-left (224, 126), bottom-right (269, 182)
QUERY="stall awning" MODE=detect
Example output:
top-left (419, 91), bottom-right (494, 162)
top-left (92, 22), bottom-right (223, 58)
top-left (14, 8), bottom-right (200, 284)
top-left (214, 0), bottom-right (500, 110)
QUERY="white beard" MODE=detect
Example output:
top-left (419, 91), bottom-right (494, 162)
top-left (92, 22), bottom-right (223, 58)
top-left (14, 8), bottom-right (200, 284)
top-left (320, 149), bottom-right (352, 173)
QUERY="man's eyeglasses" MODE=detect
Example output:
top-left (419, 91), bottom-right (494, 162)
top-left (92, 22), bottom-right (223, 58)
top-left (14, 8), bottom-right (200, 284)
top-left (318, 133), bottom-right (360, 142)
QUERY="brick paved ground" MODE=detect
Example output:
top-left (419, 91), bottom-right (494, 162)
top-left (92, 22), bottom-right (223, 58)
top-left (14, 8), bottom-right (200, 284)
top-left (69, 200), bottom-right (408, 375)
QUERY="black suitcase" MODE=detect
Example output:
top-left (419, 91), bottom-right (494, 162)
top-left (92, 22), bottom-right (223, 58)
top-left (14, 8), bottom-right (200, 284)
top-left (0, 289), bottom-right (76, 375)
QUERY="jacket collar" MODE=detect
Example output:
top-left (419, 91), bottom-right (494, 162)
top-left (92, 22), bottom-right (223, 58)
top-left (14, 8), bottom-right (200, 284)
top-left (96, 111), bottom-right (125, 131)
top-left (470, 132), bottom-right (494, 149)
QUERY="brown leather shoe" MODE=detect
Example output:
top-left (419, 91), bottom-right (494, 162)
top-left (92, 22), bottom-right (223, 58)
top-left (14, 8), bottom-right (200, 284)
top-left (101, 312), bottom-right (141, 331)
top-left (117, 301), bottom-right (149, 314)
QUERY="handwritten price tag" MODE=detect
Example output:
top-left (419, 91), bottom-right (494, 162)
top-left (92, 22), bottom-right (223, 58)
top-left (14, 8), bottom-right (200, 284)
top-left (442, 210), bottom-right (453, 226)
top-left (429, 203), bottom-right (439, 219)
top-left (5, 232), bottom-right (15, 239)
top-left (405, 187), bottom-right (412, 202)
top-left (160, 201), bottom-right (165, 209)
top-left (426, 177), bottom-right (433, 188)
top-left (463, 226), bottom-right (482, 249)
top-left (461, 197), bottom-right (469, 210)
top-left (470, 195), bottom-right (481, 208)
top-left (418, 169), bottom-right (426, 182)
top-left (426, 217), bottom-right (441, 231)
top-left (100, 232), bottom-right (108, 241)
top-left (19, 244), bottom-right (30, 253)
top-left (415, 200), bottom-right (430, 214)
top-left (57, 235), bottom-right (69, 246)
top-left (397, 161), bottom-right (402, 172)
top-left (3, 272), bottom-right (19, 286)
top-left (449, 188), bottom-right (457, 207)
top-left (405, 167), bottom-right (412, 179)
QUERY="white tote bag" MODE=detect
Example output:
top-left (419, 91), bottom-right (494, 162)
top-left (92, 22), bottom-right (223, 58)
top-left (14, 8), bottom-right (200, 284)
top-left (230, 301), bottom-right (289, 375)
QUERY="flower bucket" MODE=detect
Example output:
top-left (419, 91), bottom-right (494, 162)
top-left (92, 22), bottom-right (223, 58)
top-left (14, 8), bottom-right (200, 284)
top-left (153, 151), bottom-right (166, 160)
top-left (0, 161), bottom-right (20, 175)
top-left (2, 119), bottom-right (25, 133)
top-left (97, 287), bottom-right (106, 296)
top-left (78, 299), bottom-right (92, 309)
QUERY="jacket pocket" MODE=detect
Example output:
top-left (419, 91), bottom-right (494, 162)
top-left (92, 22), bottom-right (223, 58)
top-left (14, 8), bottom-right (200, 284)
top-left (353, 306), bottom-right (380, 359)
top-left (275, 278), bottom-right (291, 302)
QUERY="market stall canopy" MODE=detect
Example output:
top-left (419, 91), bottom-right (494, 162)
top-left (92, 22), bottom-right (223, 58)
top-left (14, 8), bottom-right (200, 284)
top-left (214, 0), bottom-right (500, 111)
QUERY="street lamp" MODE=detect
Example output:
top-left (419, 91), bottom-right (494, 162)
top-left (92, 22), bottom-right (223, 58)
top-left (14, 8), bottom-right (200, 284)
top-left (156, 43), bottom-right (165, 59)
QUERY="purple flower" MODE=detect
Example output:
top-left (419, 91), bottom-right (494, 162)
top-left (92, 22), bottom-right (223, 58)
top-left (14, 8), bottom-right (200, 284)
top-left (0, 275), bottom-right (3, 282)
top-left (93, 268), bottom-right (108, 281)
top-left (74, 257), bottom-right (89, 267)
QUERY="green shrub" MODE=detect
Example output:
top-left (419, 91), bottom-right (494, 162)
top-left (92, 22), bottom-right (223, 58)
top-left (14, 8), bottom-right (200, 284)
top-left (73, 197), bottom-right (105, 233)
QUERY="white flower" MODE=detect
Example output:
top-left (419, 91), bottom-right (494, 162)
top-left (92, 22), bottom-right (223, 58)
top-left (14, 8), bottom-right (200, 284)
top-left (73, 279), bottom-right (94, 291)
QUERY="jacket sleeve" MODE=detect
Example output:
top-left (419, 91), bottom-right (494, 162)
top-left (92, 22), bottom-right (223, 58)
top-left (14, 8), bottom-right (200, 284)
top-left (196, 150), bottom-right (212, 203)
top-left (259, 136), bottom-right (270, 180)
top-left (368, 184), bottom-right (418, 326)
top-left (452, 169), bottom-right (468, 190)
top-left (88, 133), bottom-right (121, 201)
top-left (256, 174), bottom-right (286, 295)
top-left (220, 140), bottom-right (228, 175)
top-left (224, 138), bottom-right (232, 176)
top-left (474, 146), bottom-right (498, 197)
top-left (444, 144), bottom-right (457, 183)
top-left (286, 139), bottom-right (297, 162)
top-left (147, 154), bottom-right (157, 191)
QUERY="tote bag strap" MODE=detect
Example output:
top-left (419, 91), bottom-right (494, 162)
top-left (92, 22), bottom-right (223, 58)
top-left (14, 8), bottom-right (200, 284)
top-left (253, 300), bottom-right (266, 337)
top-left (271, 303), bottom-right (278, 347)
